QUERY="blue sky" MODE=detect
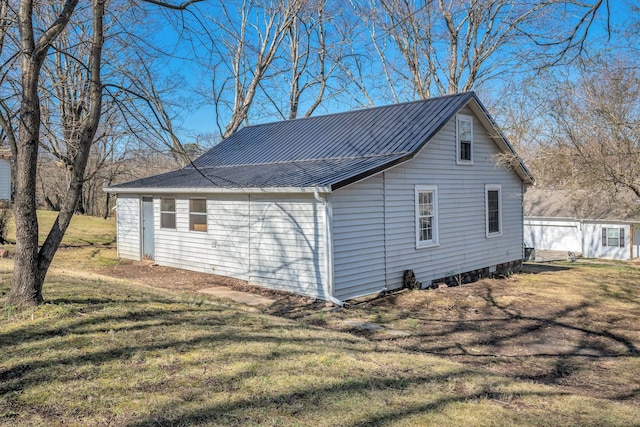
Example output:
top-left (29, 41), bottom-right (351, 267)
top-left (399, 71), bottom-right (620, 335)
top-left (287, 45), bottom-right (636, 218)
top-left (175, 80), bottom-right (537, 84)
top-left (150, 0), bottom-right (632, 144)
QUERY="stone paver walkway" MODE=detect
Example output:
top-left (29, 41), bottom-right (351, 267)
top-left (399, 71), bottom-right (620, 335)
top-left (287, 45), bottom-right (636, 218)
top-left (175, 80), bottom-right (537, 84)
top-left (198, 286), bottom-right (276, 307)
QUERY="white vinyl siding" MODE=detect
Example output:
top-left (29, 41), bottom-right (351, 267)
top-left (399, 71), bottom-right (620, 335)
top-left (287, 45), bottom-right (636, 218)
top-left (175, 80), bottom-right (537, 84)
top-left (332, 106), bottom-right (525, 297)
top-left (0, 159), bottom-right (10, 200)
top-left (524, 218), bottom-right (582, 253)
top-left (154, 196), bottom-right (249, 278)
top-left (248, 195), bottom-right (326, 299)
top-left (115, 195), bottom-right (141, 260)
top-left (150, 194), bottom-right (326, 299)
top-left (331, 175), bottom-right (386, 301)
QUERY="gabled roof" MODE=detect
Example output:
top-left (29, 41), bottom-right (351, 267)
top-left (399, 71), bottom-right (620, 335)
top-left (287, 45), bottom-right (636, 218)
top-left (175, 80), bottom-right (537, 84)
top-left (106, 92), bottom-right (533, 193)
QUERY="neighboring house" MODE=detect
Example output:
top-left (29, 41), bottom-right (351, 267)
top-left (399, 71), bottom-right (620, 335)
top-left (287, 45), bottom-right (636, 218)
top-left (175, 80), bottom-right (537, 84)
top-left (105, 92), bottom-right (534, 303)
top-left (0, 151), bottom-right (11, 201)
top-left (524, 188), bottom-right (640, 260)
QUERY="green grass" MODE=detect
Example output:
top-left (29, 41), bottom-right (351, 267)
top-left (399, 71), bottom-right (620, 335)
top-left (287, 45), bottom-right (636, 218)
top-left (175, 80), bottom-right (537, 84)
top-left (5, 210), bottom-right (115, 246)
top-left (2, 258), bottom-right (640, 426)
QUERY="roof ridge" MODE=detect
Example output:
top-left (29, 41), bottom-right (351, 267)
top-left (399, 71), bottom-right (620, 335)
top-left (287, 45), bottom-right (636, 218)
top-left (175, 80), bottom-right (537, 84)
top-left (237, 91), bottom-right (476, 131)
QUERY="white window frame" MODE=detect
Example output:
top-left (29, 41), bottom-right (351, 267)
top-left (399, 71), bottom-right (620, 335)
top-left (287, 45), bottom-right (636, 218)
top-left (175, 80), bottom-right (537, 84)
top-left (485, 184), bottom-right (502, 238)
top-left (189, 198), bottom-right (208, 232)
top-left (415, 185), bottom-right (439, 248)
top-left (602, 227), bottom-right (624, 247)
top-left (456, 114), bottom-right (474, 165)
top-left (160, 197), bottom-right (176, 229)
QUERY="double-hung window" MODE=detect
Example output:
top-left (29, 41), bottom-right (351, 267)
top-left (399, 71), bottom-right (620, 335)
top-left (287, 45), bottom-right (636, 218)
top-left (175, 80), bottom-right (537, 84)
top-left (189, 198), bottom-right (207, 232)
top-left (160, 198), bottom-right (176, 229)
top-left (456, 114), bottom-right (473, 164)
top-left (485, 185), bottom-right (502, 237)
top-left (415, 185), bottom-right (438, 248)
top-left (602, 227), bottom-right (624, 247)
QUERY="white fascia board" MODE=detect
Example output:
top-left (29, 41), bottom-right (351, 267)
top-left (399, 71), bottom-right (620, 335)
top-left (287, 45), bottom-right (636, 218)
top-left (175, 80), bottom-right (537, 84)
top-left (103, 186), bottom-right (333, 194)
top-left (526, 216), bottom-right (640, 225)
top-left (525, 216), bottom-right (580, 221)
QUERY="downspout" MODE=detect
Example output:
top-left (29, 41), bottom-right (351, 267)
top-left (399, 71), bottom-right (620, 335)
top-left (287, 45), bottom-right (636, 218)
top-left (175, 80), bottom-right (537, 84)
top-left (314, 191), bottom-right (344, 307)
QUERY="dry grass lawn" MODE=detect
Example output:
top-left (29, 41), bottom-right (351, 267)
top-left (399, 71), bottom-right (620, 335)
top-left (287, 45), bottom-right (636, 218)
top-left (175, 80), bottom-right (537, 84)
top-left (1, 212), bottom-right (639, 426)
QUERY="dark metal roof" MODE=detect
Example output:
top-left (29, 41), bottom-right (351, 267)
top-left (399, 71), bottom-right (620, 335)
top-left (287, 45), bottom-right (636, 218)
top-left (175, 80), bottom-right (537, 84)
top-left (109, 154), bottom-right (407, 190)
top-left (107, 92), bottom-right (530, 192)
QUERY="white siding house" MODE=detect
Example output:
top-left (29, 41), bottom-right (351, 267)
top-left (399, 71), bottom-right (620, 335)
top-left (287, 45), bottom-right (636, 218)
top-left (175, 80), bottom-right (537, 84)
top-left (525, 217), bottom-right (640, 260)
top-left (107, 92), bottom-right (534, 303)
top-left (524, 189), bottom-right (640, 260)
top-left (330, 107), bottom-right (526, 300)
top-left (0, 155), bottom-right (11, 201)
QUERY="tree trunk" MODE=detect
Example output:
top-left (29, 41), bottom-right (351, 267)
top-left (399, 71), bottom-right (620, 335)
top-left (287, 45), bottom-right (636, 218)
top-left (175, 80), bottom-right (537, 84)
top-left (10, 36), bottom-right (45, 306)
top-left (103, 191), bottom-right (111, 219)
top-left (9, 0), bottom-right (85, 306)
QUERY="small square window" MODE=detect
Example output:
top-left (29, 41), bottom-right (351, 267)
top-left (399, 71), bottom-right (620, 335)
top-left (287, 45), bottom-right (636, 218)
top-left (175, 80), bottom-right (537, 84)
top-left (160, 198), bottom-right (176, 229)
top-left (190, 198), bottom-right (207, 232)
top-left (602, 227), bottom-right (624, 247)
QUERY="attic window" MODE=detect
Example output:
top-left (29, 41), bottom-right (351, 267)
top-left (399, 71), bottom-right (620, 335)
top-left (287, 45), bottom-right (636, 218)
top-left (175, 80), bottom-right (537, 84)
top-left (189, 198), bottom-right (207, 232)
top-left (456, 114), bottom-right (473, 164)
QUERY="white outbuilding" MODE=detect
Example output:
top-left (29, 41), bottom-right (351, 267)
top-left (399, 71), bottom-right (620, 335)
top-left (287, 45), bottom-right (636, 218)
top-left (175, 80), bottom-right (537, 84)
top-left (105, 92), bottom-right (534, 303)
top-left (524, 188), bottom-right (640, 260)
top-left (0, 151), bottom-right (11, 201)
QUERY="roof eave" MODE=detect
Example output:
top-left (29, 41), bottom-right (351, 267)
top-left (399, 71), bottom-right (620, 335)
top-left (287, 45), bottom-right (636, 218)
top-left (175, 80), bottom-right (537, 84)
top-left (103, 185), bottom-right (333, 194)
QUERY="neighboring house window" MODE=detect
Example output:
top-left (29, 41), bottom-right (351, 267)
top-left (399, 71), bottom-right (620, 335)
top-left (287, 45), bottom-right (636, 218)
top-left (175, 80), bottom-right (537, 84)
top-left (160, 198), bottom-right (176, 229)
top-left (415, 185), bottom-right (438, 248)
top-left (485, 185), bottom-right (502, 237)
top-left (456, 114), bottom-right (473, 164)
top-left (602, 227), bottom-right (625, 247)
top-left (190, 198), bottom-right (207, 232)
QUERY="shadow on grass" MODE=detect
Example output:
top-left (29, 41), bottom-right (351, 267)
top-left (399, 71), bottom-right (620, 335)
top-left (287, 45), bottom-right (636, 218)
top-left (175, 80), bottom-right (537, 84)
top-left (0, 299), bottom-right (366, 397)
top-left (126, 371), bottom-right (569, 427)
top-left (360, 282), bottom-right (640, 403)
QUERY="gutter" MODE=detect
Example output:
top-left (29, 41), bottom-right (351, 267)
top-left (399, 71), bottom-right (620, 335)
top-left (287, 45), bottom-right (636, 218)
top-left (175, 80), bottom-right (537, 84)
top-left (103, 186), bottom-right (333, 194)
top-left (314, 191), bottom-right (344, 307)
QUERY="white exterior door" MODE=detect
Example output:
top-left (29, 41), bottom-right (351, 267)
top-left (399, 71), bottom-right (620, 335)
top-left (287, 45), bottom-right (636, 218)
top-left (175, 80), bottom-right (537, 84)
top-left (142, 197), bottom-right (154, 259)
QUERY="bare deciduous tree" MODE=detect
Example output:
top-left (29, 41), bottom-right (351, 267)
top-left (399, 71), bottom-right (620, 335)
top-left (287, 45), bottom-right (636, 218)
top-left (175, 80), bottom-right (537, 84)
top-left (206, 0), bottom-right (303, 137)
top-left (550, 58), bottom-right (640, 199)
top-left (354, 0), bottom-right (609, 99)
top-left (2, 0), bottom-right (201, 306)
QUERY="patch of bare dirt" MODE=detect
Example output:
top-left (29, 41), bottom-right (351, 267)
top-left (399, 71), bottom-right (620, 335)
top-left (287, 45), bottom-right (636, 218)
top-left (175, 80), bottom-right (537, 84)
top-left (98, 259), bottom-right (325, 314)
